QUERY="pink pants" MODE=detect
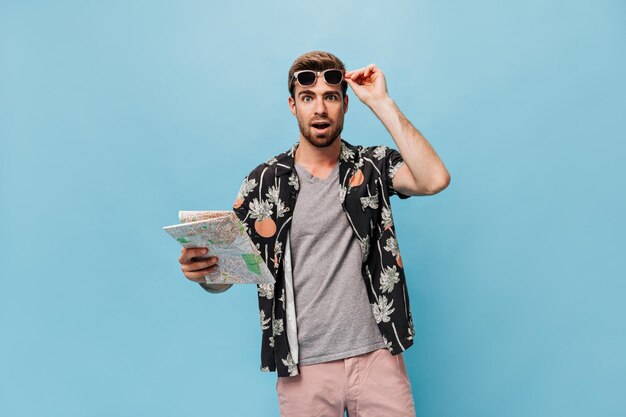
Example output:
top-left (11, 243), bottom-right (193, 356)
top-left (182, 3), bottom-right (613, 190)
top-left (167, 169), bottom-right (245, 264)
top-left (276, 348), bottom-right (416, 417)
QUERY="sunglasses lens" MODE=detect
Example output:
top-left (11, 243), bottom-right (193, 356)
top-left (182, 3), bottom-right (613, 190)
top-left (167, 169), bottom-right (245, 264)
top-left (324, 70), bottom-right (343, 84)
top-left (297, 71), bottom-right (316, 86)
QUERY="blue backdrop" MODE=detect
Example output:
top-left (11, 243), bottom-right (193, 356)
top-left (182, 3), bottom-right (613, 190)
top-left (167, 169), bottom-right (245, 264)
top-left (1, 1), bottom-right (624, 416)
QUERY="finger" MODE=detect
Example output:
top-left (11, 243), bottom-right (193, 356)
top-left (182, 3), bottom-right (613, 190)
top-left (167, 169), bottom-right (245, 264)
top-left (346, 66), bottom-right (367, 78)
top-left (184, 265), bottom-right (219, 282)
top-left (350, 72), bottom-right (365, 83)
top-left (366, 64), bottom-right (379, 78)
top-left (185, 266), bottom-right (218, 279)
top-left (181, 257), bottom-right (219, 272)
top-left (345, 77), bottom-right (358, 88)
top-left (347, 74), bottom-right (367, 87)
top-left (179, 247), bottom-right (209, 263)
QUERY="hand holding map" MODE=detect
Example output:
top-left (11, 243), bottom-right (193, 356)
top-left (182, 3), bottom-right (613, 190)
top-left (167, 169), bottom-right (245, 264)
top-left (163, 211), bottom-right (275, 285)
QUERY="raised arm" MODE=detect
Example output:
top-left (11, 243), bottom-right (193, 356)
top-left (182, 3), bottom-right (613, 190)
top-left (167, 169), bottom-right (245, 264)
top-left (345, 64), bottom-right (451, 196)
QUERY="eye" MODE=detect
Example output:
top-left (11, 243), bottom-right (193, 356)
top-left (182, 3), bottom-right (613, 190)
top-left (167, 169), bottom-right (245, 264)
top-left (326, 95), bottom-right (338, 101)
top-left (302, 96), bottom-right (312, 102)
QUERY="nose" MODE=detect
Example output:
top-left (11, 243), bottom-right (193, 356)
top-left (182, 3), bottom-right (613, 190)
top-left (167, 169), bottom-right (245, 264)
top-left (314, 96), bottom-right (328, 116)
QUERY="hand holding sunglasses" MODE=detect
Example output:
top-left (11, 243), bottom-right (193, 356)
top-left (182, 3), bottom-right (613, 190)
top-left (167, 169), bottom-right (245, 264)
top-left (344, 64), bottom-right (390, 106)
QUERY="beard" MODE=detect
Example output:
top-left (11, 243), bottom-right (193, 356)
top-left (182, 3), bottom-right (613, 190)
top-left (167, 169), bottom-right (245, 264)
top-left (298, 117), bottom-right (344, 148)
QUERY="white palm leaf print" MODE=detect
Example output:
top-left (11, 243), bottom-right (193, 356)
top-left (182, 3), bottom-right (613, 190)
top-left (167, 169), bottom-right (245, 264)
top-left (383, 237), bottom-right (400, 257)
top-left (340, 142), bottom-right (355, 161)
top-left (258, 283), bottom-right (274, 299)
top-left (238, 178), bottom-right (257, 199)
top-left (359, 236), bottom-right (370, 263)
top-left (360, 194), bottom-right (379, 210)
top-left (381, 207), bottom-right (393, 229)
top-left (282, 352), bottom-right (298, 376)
top-left (265, 185), bottom-right (280, 203)
top-left (275, 200), bottom-right (289, 218)
top-left (259, 310), bottom-right (270, 331)
top-left (249, 198), bottom-right (273, 220)
top-left (372, 295), bottom-right (395, 323)
top-left (373, 145), bottom-right (388, 160)
top-left (288, 172), bottom-right (299, 190)
top-left (379, 265), bottom-right (400, 293)
top-left (389, 161), bottom-right (404, 179)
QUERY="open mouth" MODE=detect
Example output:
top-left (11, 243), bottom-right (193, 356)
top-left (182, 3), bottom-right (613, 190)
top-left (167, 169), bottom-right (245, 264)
top-left (311, 122), bottom-right (331, 132)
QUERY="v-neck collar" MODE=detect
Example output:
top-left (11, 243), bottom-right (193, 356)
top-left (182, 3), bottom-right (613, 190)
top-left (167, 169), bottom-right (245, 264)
top-left (294, 160), bottom-right (339, 184)
top-left (275, 139), bottom-right (360, 187)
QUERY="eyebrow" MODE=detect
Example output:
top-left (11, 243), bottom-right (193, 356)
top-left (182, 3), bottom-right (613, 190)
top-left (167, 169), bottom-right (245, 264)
top-left (298, 89), bottom-right (340, 97)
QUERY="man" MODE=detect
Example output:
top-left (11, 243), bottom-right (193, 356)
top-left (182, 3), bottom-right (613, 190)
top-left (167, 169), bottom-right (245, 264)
top-left (179, 51), bottom-right (450, 416)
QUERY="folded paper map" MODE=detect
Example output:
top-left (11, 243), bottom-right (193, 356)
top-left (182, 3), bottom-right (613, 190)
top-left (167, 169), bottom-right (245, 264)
top-left (163, 211), bottom-right (275, 285)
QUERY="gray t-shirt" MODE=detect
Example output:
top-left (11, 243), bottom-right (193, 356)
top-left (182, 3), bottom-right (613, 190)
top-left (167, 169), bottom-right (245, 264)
top-left (290, 161), bottom-right (385, 365)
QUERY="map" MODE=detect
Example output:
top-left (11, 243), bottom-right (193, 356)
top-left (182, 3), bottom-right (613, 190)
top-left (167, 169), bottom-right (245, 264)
top-left (163, 210), bottom-right (275, 285)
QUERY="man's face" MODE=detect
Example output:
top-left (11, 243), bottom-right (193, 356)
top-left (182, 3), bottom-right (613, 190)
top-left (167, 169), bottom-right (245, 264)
top-left (288, 76), bottom-right (348, 148)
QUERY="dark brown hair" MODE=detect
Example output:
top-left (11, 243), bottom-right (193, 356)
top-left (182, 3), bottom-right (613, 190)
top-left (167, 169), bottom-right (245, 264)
top-left (288, 51), bottom-right (347, 99)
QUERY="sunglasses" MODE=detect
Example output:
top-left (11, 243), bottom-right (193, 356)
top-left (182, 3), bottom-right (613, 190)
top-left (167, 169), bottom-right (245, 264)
top-left (292, 69), bottom-right (344, 88)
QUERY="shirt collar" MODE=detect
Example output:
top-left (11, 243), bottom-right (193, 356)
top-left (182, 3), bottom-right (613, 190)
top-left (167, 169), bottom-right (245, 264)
top-left (274, 138), bottom-right (360, 177)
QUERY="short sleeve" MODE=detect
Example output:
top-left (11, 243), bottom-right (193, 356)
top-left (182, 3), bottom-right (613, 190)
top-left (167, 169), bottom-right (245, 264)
top-left (232, 166), bottom-right (263, 223)
top-left (199, 283), bottom-right (233, 293)
top-left (385, 147), bottom-right (411, 199)
top-left (233, 175), bottom-right (252, 220)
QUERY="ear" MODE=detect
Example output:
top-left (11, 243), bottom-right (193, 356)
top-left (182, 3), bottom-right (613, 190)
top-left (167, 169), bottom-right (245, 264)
top-left (288, 96), bottom-right (297, 117)
top-left (343, 93), bottom-right (349, 114)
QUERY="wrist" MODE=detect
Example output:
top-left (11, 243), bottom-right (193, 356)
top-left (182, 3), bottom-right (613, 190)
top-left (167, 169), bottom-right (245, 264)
top-left (368, 95), bottom-right (394, 112)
